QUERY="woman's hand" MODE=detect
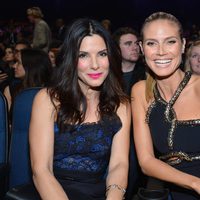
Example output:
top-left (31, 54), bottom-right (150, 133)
top-left (0, 72), bottom-right (8, 83)
top-left (191, 177), bottom-right (200, 194)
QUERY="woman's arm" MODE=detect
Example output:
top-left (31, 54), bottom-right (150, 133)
top-left (4, 86), bottom-right (11, 111)
top-left (131, 81), bottom-right (200, 194)
top-left (106, 102), bottom-right (131, 200)
top-left (29, 89), bottom-right (68, 200)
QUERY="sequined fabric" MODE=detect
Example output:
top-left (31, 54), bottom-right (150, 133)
top-left (146, 71), bottom-right (200, 199)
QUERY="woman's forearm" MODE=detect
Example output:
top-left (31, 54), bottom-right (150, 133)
top-left (106, 163), bottom-right (128, 200)
top-left (140, 156), bottom-right (199, 191)
top-left (33, 171), bottom-right (69, 200)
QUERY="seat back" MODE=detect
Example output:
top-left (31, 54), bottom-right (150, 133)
top-left (0, 91), bottom-right (9, 198)
top-left (9, 87), bottom-right (42, 188)
top-left (0, 91), bottom-right (8, 163)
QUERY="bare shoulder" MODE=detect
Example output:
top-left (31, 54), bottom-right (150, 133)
top-left (33, 88), bottom-right (55, 111)
top-left (131, 80), bottom-right (146, 93)
top-left (4, 85), bottom-right (9, 93)
top-left (131, 80), bottom-right (146, 97)
top-left (34, 88), bottom-right (50, 102)
top-left (190, 74), bottom-right (200, 92)
top-left (117, 100), bottom-right (131, 116)
top-left (192, 74), bottom-right (200, 84)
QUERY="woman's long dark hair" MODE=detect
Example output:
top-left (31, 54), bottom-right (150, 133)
top-left (48, 18), bottom-right (128, 132)
top-left (21, 48), bottom-right (51, 88)
top-left (13, 48), bottom-right (52, 98)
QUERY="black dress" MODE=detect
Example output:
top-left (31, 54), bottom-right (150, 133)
top-left (146, 72), bottom-right (200, 200)
top-left (53, 114), bottom-right (122, 200)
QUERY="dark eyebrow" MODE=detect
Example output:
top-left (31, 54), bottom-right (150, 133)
top-left (124, 41), bottom-right (132, 44)
top-left (99, 49), bottom-right (107, 53)
top-left (79, 49), bottom-right (107, 54)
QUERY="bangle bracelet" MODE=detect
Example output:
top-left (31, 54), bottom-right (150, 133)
top-left (106, 184), bottom-right (126, 198)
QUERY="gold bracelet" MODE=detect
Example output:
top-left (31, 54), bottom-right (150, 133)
top-left (106, 184), bottom-right (126, 198)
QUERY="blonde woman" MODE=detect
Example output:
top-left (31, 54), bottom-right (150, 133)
top-left (184, 40), bottom-right (200, 75)
top-left (131, 12), bottom-right (200, 199)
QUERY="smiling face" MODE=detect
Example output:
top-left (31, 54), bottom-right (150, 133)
top-left (189, 46), bottom-right (200, 75)
top-left (141, 19), bottom-right (185, 78)
top-left (77, 34), bottom-right (109, 93)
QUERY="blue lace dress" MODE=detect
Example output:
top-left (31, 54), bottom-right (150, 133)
top-left (53, 114), bottom-right (122, 200)
top-left (146, 72), bottom-right (200, 199)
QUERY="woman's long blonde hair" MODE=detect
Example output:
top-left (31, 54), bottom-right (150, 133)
top-left (140, 12), bottom-right (184, 102)
top-left (184, 40), bottom-right (200, 72)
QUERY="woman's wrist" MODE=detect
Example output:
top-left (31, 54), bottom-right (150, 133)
top-left (191, 177), bottom-right (200, 191)
top-left (106, 184), bottom-right (126, 200)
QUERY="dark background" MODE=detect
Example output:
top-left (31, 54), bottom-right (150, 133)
top-left (0, 0), bottom-right (200, 31)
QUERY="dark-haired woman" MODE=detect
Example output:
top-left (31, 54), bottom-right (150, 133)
top-left (4, 48), bottom-right (51, 111)
top-left (29, 18), bottom-right (130, 200)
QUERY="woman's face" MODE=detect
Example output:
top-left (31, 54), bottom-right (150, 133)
top-left (77, 34), bottom-right (109, 92)
top-left (4, 47), bottom-right (15, 62)
top-left (141, 19), bottom-right (185, 77)
top-left (189, 46), bottom-right (200, 75)
top-left (13, 54), bottom-right (25, 78)
top-left (48, 51), bottom-right (56, 67)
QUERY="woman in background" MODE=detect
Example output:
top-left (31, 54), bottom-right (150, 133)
top-left (184, 40), bottom-right (200, 75)
top-left (4, 48), bottom-right (51, 110)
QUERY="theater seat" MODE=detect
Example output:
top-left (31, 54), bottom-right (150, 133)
top-left (0, 91), bottom-right (9, 199)
top-left (5, 183), bottom-right (40, 200)
top-left (5, 88), bottom-right (42, 200)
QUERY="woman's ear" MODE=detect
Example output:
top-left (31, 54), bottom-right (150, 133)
top-left (182, 38), bottom-right (186, 53)
top-left (139, 41), bottom-right (144, 55)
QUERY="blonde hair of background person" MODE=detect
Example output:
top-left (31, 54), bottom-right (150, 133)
top-left (27, 7), bottom-right (44, 19)
top-left (26, 7), bottom-right (52, 53)
top-left (131, 11), bottom-right (200, 199)
top-left (184, 40), bottom-right (200, 75)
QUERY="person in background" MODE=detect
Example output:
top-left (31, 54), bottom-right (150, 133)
top-left (0, 45), bottom-right (16, 92)
top-left (3, 45), bottom-right (15, 68)
top-left (112, 27), bottom-right (146, 200)
top-left (184, 39), bottom-right (200, 75)
top-left (27, 7), bottom-right (52, 53)
top-left (29, 18), bottom-right (130, 200)
top-left (0, 47), bottom-right (9, 92)
top-left (48, 48), bottom-right (57, 67)
top-left (54, 18), bottom-right (67, 42)
top-left (132, 11), bottom-right (200, 199)
top-left (101, 19), bottom-right (112, 33)
top-left (4, 48), bottom-right (51, 111)
top-left (14, 39), bottom-right (31, 60)
top-left (112, 27), bottom-right (146, 95)
top-left (0, 40), bottom-right (30, 90)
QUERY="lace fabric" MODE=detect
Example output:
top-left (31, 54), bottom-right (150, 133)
top-left (53, 114), bottom-right (122, 174)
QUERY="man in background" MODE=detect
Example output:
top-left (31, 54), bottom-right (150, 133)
top-left (113, 27), bottom-right (146, 200)
top-left (27, 7), bottom-right (52, 53)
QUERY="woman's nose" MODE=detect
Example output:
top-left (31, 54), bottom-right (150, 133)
top-left (91, 57), bottom-right (99, 70)
top-left (157, 44), bottom-right (166, 55)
